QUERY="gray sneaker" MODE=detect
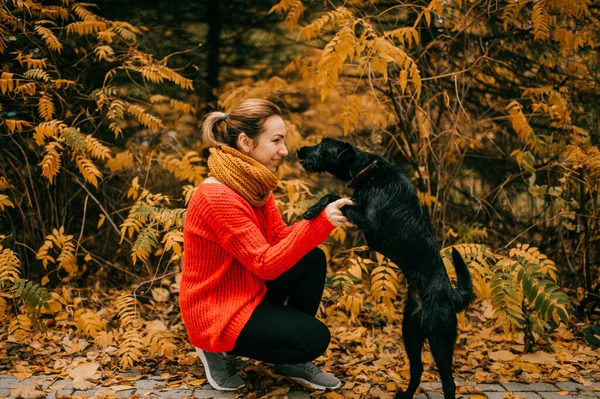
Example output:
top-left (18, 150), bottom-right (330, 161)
top-left (196, 348), bottom-right (245, 391)
top-left (274, 362), bottom-right (342, 390)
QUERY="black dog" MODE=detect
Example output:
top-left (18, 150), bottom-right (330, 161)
top-left (297, 138), bottom-right (475, 399)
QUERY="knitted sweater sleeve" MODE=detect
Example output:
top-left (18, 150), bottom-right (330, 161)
top-left (266, 194), bottom-right (298, 244)
top-left (194, 189), bottom-right (335, 280)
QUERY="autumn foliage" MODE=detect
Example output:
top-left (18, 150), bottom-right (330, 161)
top-left (1, 0), bottom-right (600, 395)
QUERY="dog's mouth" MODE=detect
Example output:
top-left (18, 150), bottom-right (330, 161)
top-left (298, 159), bottom-right (321, 173)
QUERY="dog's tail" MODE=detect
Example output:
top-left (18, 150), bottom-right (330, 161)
top-left (450, 247), bottom-right (476, 312)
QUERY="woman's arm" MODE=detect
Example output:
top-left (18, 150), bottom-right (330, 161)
top-left (190, 190), bottom-right (335, 280)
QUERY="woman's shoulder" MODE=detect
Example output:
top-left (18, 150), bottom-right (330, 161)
top-left (191, 180), bottom-right (247, 208)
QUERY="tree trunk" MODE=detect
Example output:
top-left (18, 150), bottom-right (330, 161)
top-left (206, 0), bottom-right (222, 105)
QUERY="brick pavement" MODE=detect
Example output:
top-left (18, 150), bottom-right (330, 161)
top-left (2, 374), bottom-right (599, 399)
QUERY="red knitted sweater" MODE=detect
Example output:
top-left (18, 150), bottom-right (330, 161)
top-left (180, 183), bottom-right (335, 352)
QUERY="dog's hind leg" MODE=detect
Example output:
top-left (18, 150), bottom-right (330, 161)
top-left (395, 300), bottom-right (425, 399)
top-left (428, 332), bottom-right (457, 399)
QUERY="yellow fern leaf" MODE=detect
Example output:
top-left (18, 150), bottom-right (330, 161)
top-left (0, 72), bottom-right (17, 94)
top-left (162, 230), bottom-right (183, 256)
top-left (317, 26), bottom-right (359, 101)
top-left (9, 314), bottom-right (32, 343)
top-left (532, 0), bottom-right (551, 41)
top-left (509, 243), bottom-right (558, 282)
top-left (115, 294), bottom-right (140, 328)
top-left (52, 79), bottom-right (75, 89)
top-left (159, 151), bottom-right (206, 185)
top-left (75, 309), bottom-right (106, 338)
top-left (3, 119), bottom-right (31, 133)
top-left (169, 99), bottom-right (196, 114)
top-left (39, 141), bottom-right (63, 183)
top-left (117, 328), bottom-right (144, 369)
top-left (131, 226), bottom-right (158, 263)
top-left (145, 322), bottom-right (178, 359)
top-left (72, 4), bottom-right (100, 21)
top-left (24, 68), bottom-right (50, 82)
top-left (182, 185), bottom-right (198, 205)
top-left (75, 155), bottom-right (102, 188)
top-left (111, 21), bottom-right (141, 42)
top-left (156, 65), bottom-right (193, 90)
top-left (127, 104), bottom-right (164, 129)
top-left (85, 135), bottom-right (112, 161)
top-left (285, 0), bottom-right (304, 31)
top-left (15, 52), bottom-right (49, 69)
top-left (149, 94), bottom-right (169, 103)
top-left (94, 45), bottom-right (115, 62)
top-left (34, 25), bottom-right (63, 53)
top-left (269, 0), bottom-right (296, 14)
top-left (0, 194), bottom-right (14, 211)
top-left (95, 330), bottom-right (117, 348)
top-left (106, 150), bottom-right (134, 172)
top-left (501, 0), bottom-right (526, 30)
top-left (299, 7), bottom-right (353, 41)
top-left (43, 5), bottom-right (69, 20)
top-left (38, 93), bottom-right (55, 121)
top-left (506, 101), bottom-right (537, 151)
top-left (66, 20), bottom-right (107, 35)
top-left (385, 27), bottom-right (419, 49)
top-left (341, 95), bottom-right (361, 136)
top-left (0, 245), bottom-right (21, 282)
top-left (34, 120), bottom-right (66, 146)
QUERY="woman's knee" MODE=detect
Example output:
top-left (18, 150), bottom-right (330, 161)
top-left (305, 247), bottom-right (327, 274)
top-left (301, 319), bottom-right (331, 360)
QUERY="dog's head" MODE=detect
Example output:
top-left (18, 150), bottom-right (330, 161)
top-left (297, 138), bottom-right (356, 181)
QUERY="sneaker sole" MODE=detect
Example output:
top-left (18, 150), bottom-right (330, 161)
top-left (287, 376), bottom-right (342, 390)
top-left (197, 349), bottom-right (245, 391)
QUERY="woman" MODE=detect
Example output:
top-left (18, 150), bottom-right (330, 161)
top-left (180, 98), bottom-right (353, 391)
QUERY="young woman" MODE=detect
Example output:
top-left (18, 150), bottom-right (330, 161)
top-left (180, 98), bottom-right (353, 391)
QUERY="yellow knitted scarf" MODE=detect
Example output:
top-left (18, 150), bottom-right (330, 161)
top-left (207, 145), bottom-right (278, 207)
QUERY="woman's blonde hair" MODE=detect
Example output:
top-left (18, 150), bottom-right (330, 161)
top-left (202, 98), bottom-right (282, 149)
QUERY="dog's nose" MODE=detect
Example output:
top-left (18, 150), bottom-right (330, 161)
top-left (296, 148), bottom-right (305, 158)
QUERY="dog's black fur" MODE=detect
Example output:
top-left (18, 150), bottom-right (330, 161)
top-left (297, 138), bottom-right (475, 399)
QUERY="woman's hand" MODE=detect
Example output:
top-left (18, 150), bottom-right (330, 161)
top-left (324, 198), bottom-right (355, 228)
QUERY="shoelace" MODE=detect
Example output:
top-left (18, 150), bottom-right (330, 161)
top-left (299, 362), bottom-right (322, 375)
top-left (223, 354), bottom-right (237, 375)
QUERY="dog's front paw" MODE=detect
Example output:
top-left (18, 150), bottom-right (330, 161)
top-left (303, 206), bottom-right (320, 220)
top-left (303, 194), bottom-right (342, 220)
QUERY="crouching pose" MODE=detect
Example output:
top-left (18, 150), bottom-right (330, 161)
top-left (180, 100), bottom-right (354, 391)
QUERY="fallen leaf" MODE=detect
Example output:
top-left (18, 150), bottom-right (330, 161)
top-left (10, 386), bottom-right (45, 399)
top-left (151, 287), bottom-right (170, 302)
top-left (520, 351), bottom-right (557, 366)
top-left (72, 375), bottom-right (96, 390)
top-left (324, 392), bottom-right (345, 399)
top-left (503, 393), bottom-right (526, 399)
top-left (186, 379), bottom-right (207, 387)
top-left (69, 361), bottom-right (100, 381)
top-left (556, 391), bottom-right (570, 395)
top-left (489, 350), bottom-right (518, 361)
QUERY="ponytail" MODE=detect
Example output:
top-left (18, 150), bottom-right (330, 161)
top-left (201, 98), bottom-right (282, 150)
top-left (201, 112), bottom-right (231, 147)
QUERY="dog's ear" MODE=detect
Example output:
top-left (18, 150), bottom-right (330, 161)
top-left (337, 142), bottom-right (355, 161)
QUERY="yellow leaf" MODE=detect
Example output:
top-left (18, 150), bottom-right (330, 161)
top-left (488, 350), bottom-right (518, 361)
top-left (97, 214), bottom-right (106, 228)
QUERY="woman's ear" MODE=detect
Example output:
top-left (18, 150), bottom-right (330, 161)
top-left (237, 133), bottom-right (253, 154)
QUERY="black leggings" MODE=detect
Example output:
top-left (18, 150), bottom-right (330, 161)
top-left (228, 248), bottom-right (331, 364)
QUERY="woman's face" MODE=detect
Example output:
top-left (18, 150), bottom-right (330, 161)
top-left (246, 115), bottom-right (289, 173)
